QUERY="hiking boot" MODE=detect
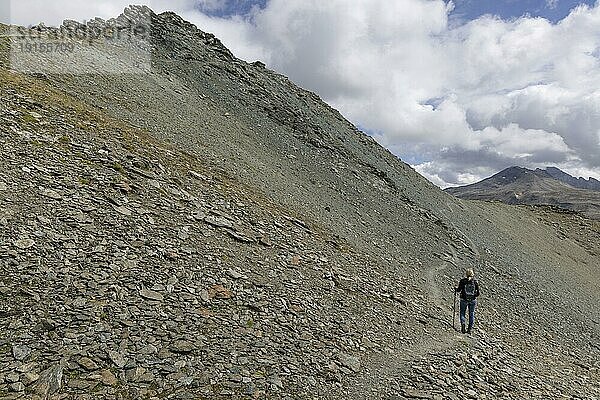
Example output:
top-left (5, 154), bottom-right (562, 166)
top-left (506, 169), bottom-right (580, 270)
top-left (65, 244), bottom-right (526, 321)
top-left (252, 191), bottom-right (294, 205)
top-left (461, 324), bottom-right (466, 334)
top-left (467, 325), bottom-right (473, 334)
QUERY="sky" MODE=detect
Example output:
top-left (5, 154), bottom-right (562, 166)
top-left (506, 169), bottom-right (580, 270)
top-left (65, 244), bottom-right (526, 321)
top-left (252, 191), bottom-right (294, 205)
top-left (2, 0), bottom-right (600, 187)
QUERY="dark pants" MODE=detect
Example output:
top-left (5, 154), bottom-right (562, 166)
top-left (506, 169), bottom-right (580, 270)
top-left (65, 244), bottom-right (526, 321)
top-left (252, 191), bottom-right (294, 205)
top-left (459, 299), bottom-right (477, 328)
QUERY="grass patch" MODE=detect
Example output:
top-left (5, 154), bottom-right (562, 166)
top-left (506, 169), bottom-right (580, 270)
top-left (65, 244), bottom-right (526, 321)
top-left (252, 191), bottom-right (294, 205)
top-left (21, 113), bottom-right (38, 125)
top-left (59, 134), bottom-right (71, 144)
top-left (112, 162), bottom-right (125, 174)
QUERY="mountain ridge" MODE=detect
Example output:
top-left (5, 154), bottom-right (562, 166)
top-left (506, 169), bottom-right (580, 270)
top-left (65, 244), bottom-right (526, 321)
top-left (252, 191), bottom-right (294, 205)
top-left (541, 166), bottom-right (600, 191)
top-left (446, 166), bottom-right (600, 219)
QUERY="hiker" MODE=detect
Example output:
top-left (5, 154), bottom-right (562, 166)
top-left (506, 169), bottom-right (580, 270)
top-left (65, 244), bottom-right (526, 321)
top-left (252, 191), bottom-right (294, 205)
top-left (455, 268), bottom-right (480, 334)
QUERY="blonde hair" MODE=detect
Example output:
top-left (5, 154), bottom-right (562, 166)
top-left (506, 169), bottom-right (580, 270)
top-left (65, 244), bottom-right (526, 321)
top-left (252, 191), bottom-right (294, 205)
top-left (465, 268), bottom-right (474, 278)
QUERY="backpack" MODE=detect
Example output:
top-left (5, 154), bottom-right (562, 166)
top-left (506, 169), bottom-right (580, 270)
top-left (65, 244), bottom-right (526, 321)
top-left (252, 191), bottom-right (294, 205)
top-left (464, 279), bottom-right (477, 301)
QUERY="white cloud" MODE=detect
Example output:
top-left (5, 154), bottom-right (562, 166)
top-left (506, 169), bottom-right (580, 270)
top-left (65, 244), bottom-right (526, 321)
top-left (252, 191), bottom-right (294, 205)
top-left (4, 0), bottom-right (600, 187)
top-left (547, 0), bottom-right (559, 10)
top-left (2, 0), bottom-right (203, 26)
top-left (414, 162), bottom-right (452, 187)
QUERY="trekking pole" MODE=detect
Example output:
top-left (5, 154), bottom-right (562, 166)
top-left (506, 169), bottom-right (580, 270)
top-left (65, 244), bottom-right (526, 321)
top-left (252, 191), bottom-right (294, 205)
top-left (452, 291), bottom-right (457, 331)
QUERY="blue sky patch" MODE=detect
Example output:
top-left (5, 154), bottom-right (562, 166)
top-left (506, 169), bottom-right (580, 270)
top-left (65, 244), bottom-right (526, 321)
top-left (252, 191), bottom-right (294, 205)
top-left (450, 0), bottom-right (597, 23)
top-left (201, 1), bottom-right (597, 23)
top-left (197, 0), bottom-right (267, 18)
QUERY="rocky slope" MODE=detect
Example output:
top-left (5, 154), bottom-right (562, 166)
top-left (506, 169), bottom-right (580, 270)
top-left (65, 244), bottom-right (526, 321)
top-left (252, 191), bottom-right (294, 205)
top-left (0, 7), bottom-right (599, 399)
top-left (446, 166), bottom-right (600, 220)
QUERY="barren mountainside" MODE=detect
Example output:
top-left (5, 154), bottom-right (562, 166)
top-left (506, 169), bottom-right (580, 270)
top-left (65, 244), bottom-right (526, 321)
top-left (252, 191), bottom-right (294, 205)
top-left (446, 166), bottom-right (600, 220)
top-left (0, 6), bottom-right (599, 400)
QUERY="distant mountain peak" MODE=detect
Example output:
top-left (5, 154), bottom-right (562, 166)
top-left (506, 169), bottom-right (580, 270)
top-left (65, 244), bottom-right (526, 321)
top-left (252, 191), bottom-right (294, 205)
top-left (445, 165), bottom-right (600, 219)
top-left (497, 166), bottom-right (531, 180)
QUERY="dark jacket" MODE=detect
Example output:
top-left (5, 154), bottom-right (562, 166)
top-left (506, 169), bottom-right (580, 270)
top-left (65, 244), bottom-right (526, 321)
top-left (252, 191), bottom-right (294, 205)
top-left (455, 277), bottom-right (480, 300)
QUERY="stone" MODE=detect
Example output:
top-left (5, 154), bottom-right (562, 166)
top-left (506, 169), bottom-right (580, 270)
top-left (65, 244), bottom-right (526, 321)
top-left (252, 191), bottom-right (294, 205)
top-left (22, 372), bottom-right (40, 385)
top-left (14, 239), bottom-right (35, 250)
top-left (403, 388), bottom-right (433, 399)
top-left (189, 170), bottom-right (206, 180)
top-left (259, 236), bottom-right (272, 246)
top-left (6, 372), bottom-right (20, 383)
top-left (108, 350), bottom-right (127, 368)
top-left (0, 182), bottom-right (7, 191)
top-left (167, 275), bottom-right (178, 287)
top-left (171, 340), bottom-right (194, 354)
top-left (67, 379), bottom-right (96, 390)
top-left (227, 229), bottom-right (255, 243)
top-left (77, 357), bottom-right (99, 371)
top-left (179, 376), bottom-right (194, 386)
top-left (113, 205), bottom-right (133, 216)
top-left (227, 269), bottom-right (243, 279)
top-left (9, 382), bottom-right (25, 392)
top-left (336, 353), bottom-right (360, 373)
top-left (12, 344), bottom-right (31, 361)
top-left (126, 367), bottom-right (152, 382)
top-left (42, 188), bottom-right (62, 200)
top-left (138, 344), bottom-right (158, 355)
top-left (34, 364), bottom-right (63, 397)
top-left (99, 369), bottom-right (118, 386)
top-left (138, 371), bottom-right (155, 383)
top-left (72, 297), bottom-right (87, 307)
top-left (140, 287), bottom-right (164, 301)
top-left (268, 375), bottom-right (283, 389)
top-left (204, 215), bottom-right (234, 229)
top-left (200, 289), bottom-right (210, 302)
